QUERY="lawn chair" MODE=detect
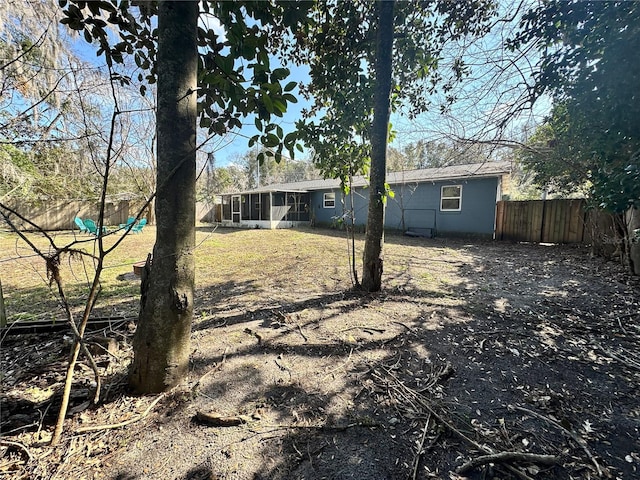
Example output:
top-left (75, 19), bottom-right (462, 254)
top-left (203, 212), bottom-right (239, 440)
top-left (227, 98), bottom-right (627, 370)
top-left (119, 216), bottom-right (136, 230)
top-left (83, 218), bottom-right (108, 236)
top-left (73, 216), bottom-right (89, 234)
top-left (131, 218), bottom-right (147, 234)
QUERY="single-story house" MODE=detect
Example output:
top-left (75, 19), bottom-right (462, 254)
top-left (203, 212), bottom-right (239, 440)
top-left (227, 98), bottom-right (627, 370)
top-left (219, 161), bottom-right (512, 237)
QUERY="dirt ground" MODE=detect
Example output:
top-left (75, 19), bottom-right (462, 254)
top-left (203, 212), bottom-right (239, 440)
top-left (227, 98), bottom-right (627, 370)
top-left (2, 229), bottom-right (639, 480)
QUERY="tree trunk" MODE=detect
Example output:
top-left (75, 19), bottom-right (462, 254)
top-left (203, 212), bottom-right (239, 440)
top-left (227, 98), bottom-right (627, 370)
top-left (129, 0), bottom-right (198, 394)
top-left (0, 279), bottom-right (6, 327)
top-left (361, 0), bottom-right (395, 292)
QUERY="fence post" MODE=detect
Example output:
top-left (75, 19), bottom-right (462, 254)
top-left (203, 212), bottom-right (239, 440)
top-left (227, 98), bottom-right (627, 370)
top-left (495, 201), bottom-right (504, 240)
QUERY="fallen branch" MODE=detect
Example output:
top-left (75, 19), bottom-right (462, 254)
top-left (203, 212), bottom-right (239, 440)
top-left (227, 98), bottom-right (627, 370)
top-left (391, 320), bottom-right (416, 333)
top-left (194, 411), bottom-right (251, 427)
top-left (513, 405), bottom-right (604, 477)
top-left (411, 414), bottom-right (431, 480)
top-left (0, 439), bottom-right (33, 463)
top-left (296, 323), bottom-right (308, 342)
top-left (340, 325), bottom-right (386, 334)
top-left (375, 367), bottom-right (538, 480)
top-left (593, 342), bottom-right (640, 371)
top-left (456, 451), bottom-right (559, 474)
top-left (76, 392), bottom-right (166, 434)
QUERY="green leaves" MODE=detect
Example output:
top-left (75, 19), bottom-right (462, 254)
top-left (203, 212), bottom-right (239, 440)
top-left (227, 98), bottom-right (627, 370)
top-left (60, 3), bottom-right (85, 31)
top-left (514, 1), bottom-right (640, 214)
top-left (380, 183), bottom-right (395, 205)
top-left (297, 0), bottom-right (495, 184)
top-left (61, 1), bottom-right (313, 160)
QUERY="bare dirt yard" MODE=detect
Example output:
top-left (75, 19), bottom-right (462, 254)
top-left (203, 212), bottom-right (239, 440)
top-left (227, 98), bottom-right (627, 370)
top-left (1, 226), bottom-right (639, 480)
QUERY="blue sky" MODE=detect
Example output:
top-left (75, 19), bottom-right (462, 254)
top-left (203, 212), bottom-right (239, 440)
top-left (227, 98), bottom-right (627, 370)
top-left (67, 1), bottom-right (546, 169)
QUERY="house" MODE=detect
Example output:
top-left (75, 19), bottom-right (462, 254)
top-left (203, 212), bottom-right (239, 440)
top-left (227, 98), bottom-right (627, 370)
top-left (219, 161), bottom-right (512, 237)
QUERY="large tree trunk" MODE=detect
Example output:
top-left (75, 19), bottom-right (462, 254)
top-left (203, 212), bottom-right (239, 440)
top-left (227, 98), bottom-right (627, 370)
top-left (361, 0), bottom-right (395, 292)
top-left (129, 0), bottom-right (198, 393)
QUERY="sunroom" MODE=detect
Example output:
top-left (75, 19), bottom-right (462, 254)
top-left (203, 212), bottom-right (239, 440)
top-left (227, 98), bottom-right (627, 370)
top-left (220, 188), bottom-right (311, 229)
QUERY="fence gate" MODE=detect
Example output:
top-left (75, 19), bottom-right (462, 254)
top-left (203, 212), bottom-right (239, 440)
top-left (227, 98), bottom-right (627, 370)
top-left (496, 199), bottom-right (586, 243)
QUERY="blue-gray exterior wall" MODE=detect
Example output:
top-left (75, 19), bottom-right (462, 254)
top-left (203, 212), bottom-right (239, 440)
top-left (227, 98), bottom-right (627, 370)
top-left (311, 177), bottom-right (500, 236)
top-left (310, 188), bottom-right (369, 227)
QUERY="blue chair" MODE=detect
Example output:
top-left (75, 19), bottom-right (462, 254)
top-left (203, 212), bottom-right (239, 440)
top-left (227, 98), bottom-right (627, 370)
top-left (131, 218), bottom-right (147, 234)
top-left (74, 217), bottom-right (89, 234)
top-left (83, 218), bottom-right (108, 236)
top-left (119, 217), bottom-right (136, 230)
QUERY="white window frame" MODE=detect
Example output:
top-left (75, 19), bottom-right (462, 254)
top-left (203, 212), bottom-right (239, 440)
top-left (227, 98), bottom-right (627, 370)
top-left (440, 185), bottom-right (462, 211)
top-left (323, 192), bottom-right (336, 208)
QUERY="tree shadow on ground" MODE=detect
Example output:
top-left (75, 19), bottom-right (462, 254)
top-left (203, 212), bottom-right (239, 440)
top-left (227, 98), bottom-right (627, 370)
top-left (176, 239), bottom-right (639, 479)
top-left (5, 233), bottom-right (639, 479)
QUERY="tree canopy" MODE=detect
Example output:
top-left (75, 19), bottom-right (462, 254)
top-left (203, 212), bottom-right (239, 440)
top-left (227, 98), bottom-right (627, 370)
top-left (512, 0), bottom-right (640, 213)
top-left (297, 0), bottom-right (496, 183)
top-left (58, 0), bottom-right (312, 163)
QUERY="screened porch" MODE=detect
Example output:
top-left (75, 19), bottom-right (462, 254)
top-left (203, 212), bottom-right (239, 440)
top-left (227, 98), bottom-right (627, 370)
top-left (220, 190), bottom-right (310, 229)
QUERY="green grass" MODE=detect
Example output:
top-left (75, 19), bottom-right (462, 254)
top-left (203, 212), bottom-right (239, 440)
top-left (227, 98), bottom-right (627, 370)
top-left (1, 227), bottom-right (156, 321)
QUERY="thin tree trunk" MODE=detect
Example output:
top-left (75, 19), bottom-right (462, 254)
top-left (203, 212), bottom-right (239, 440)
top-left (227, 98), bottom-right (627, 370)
top-left (0, 280), bottom-right (5, 328)
top-left (349, 173), bottom-right (360, 288)
top-left (129, 0), bottom-right (198, 393)
top-left (51, 271), bottom-right (102, 445)
top-left (361, 0), bottom-right (395, 292)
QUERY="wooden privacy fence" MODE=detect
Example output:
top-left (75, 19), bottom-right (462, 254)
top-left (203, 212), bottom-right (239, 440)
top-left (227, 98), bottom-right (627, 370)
top-left (2, 199), bottom-right (218, 231)
top-left (496, 199), bottom-right (586, 243)
top-left (3, 200), bottom-right (133, 232)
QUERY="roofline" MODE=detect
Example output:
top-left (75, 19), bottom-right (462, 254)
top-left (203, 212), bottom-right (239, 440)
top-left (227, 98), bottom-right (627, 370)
top-left (220, 161), bottom-right (512, 196)
top-left (223, 188), bottom-right (310, 195)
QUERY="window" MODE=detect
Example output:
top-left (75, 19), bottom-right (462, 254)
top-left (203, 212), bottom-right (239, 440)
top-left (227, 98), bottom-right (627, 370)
top-left (323, 192), bottom-right (336, 208)
top-left (440, 185), bottom-right (462, 211)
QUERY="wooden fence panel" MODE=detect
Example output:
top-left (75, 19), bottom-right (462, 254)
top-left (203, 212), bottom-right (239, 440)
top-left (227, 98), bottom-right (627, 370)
top-left (4, 200), bottom-right (131, 231)
top-left (496, 199), bottom-right (586, 244)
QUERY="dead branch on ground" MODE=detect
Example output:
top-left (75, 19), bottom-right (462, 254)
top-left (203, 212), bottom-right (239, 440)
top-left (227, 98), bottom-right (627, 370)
top-left (512, 405), bottom-right (606, 477)
top-left (456, 451), bottom-right (558, 475)
top-left (373, 365), bottom-right (552, 480)
top-left (411, 413), bottom-right (432, 480)
top-left (76, 392), bottom-right (167, 434)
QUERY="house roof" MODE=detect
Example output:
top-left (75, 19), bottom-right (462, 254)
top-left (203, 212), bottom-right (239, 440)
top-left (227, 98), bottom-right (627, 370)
top-left (229, 161), bottom-right (512, 195)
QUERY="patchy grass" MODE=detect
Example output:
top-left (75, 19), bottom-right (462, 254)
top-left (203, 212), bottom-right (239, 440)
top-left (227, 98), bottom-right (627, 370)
top-left (1, 226), bottom-right (454, 323)
top-left (0, 226), bottom-right (366, 322)
top-left (1, 227), bottom-right (155, 320)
